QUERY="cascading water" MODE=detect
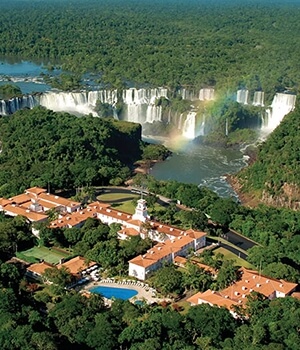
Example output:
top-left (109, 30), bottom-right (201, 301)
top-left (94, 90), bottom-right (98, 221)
top-left (177, 113), bottom-right (184, 131)
top-left (178, 88), bottom-right (198, 101)
top-left (0, 95), bottom-right (38, 115)
top-left (197, 114), bottom-right (206, 136)
top-left (182, 111), bottom-right (197, 139)
top-left (121, 88), bottom-right (167, 124)
top-left (236, 90), bottom-right (249, 104)
top-left (178, 88), bottom-right (214, 101)
top-left (199, 88), bottom-right (215, 101)
top-left (87, 90), bottom-right (118, 106)
top-left (39, 91), bottom-right (97, 116)
top-left (263, 93), bottom-right (296, 132)
top-left (252, 91), bottom-right (264, 106)
top-left (1, 87), bottom-right (296, 140)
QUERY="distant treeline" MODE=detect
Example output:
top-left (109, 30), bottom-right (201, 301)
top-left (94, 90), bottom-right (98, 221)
top-left (1, 0), bottom-right (300, 94)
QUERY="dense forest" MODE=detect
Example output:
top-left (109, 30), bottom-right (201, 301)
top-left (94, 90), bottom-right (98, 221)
top-left (0, 215), bottom-right (299, 350)
top-left (0, 216), bottom-right (300, 350)
top-left (236, 103), bottom-right (300, 208)
top-left (1, 0), bottom-right (300, 96)
top-left (0, 107), bottom-right (168, 197)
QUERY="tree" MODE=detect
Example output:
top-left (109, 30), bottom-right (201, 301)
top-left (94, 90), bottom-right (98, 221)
top-left (95, 101), bottom-right (114, 118)
top-left (86, 239), bottom-right (120, 269)
top-left (0, 262), bottom-right (21, 290)
top-left (43, 266), bottom-right (73, 287)
top-left (209, 198), bottom-right (238, 227)
top-left (216, 260), bottom-right (238, 290)
top-left (185, 304), bottom-right (237, 347)
top-left (153, 266), bottom-right (184, 296)
top-left (86, 313), bottom-right (118, 350)
top-left (0, 84), bottom-right (22, 99)
top-left (82, 224), bottom-right (110, 247)
top-left (184, 262), bottom-right (213, 292)
top-left (30, 332), bottom-right (58, 350)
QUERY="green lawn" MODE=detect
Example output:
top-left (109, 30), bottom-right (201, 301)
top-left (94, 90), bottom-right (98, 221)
top-left (96, 192), bottom-right (140, 214)
top-left (111, 201), bottom-right (137, 214)
top-left (97, 191), bottom-right (165, 215)
top-left (97, 193), bottom-right (139, 202)
top-left (213, 247), bottom-right (254, 269)
top-left (18, 246), bottom-right (71, 264)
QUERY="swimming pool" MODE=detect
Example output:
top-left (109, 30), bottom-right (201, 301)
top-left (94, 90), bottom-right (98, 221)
top-left (90, 286), bottom-right (138, 300)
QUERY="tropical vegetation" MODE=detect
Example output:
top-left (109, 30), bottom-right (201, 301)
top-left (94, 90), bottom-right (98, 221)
top-left (0, 0), bottom-right (300, 96)
top-left (0, 107), bottom-right (168, 197)
top-left (237, 103), bottom-right (300, 207)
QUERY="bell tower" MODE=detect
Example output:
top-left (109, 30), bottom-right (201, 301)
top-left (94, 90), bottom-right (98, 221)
top-left (132, 198), bottom-right (148, 222)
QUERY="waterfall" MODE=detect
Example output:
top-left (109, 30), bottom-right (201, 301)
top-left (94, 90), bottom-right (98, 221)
top-left (225, 118), bottom-right (229, 136)
top-left (263, 93), bottom-right (296, 132)
top-left (121, 88), bottom-right (167, 124)
top-left (182, 112), bottom-right (196, 139)
top-left (39, 91), bottom-right (98, 116)
top-left (236, 90), bottom-right (249, 104)
top-left (4, 87), bottom-right (294, 140)
top-left (197, 114), bottom-right (206, 136)
top-left (199, 88), bottom-right (214, 101)
top-left (177, 113), bottom-right (184, 130)
top-left (178, 88), bottom-right (214, 101)
top-left (87, 90), bottom-right (118, 106)
top-left (146, 105), bottom-right (162, 123)
top-left (178, 88), bottom-right (198, 101)
top-left (0, 95), bottom-right (38, 115)
top-left (253, 91), bottom-right (264, 106)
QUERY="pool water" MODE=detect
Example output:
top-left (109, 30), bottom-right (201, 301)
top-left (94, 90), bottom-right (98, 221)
top-left (90, 286), bottom-right (138, 300)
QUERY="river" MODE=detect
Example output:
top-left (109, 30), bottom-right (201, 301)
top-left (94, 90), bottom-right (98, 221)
top-left (0, 57), bottom-right (54, 93)
top-left (143, 136), bottom-right (246, 198)
top-left (1, 60), bottom-right (245, 198)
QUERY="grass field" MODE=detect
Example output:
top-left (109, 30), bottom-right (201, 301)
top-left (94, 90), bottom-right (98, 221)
top-left (213, 247), bottom-right (254, 269)
top-left (97, 192), bottom-right (164, 215)
top-left (110, 202), bottom-right (137, 214)
top-left (97, 193), bottom-right (139, 202)
top-left (18, 246), bottom-right (71, 264)
top-left (96, 193), bottom-right (139, 214)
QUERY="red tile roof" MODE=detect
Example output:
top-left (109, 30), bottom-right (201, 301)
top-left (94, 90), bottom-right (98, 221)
top-left (57, 256), bottom-right (96, 275)
top-left (119, 227), bottom-right (140, 237)
top-left (50, 208), bottom-right (97, 228)
top-left (187, 267), bottom-right (298, 311)
top-left (25, 187), bottom-right (47, 196)
top-left (4, 204), bottom-right (48, 222)
top-left (27, 261), bottom-right (55, 275)
top-left (129, 234), bottom-right (194, 268)
top-left (38, 192), bottom-right (80, 209)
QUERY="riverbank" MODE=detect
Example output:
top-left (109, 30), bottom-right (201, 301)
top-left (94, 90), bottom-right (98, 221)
top-left (133, 159), bottom-right (159, 175)
top-left (226, 174), bottom-right (260, 207)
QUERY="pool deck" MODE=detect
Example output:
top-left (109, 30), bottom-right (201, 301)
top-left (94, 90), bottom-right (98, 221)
top-left (82, 279), bottom-right (171, 305)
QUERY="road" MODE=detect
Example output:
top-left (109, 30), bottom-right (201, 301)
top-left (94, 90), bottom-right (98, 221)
top-left (206, 240), bottom-right (248, 260)
top-left (225, 230), bottom-right (258, 251)
top-left (96, 186), bottom-right (171, 207)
